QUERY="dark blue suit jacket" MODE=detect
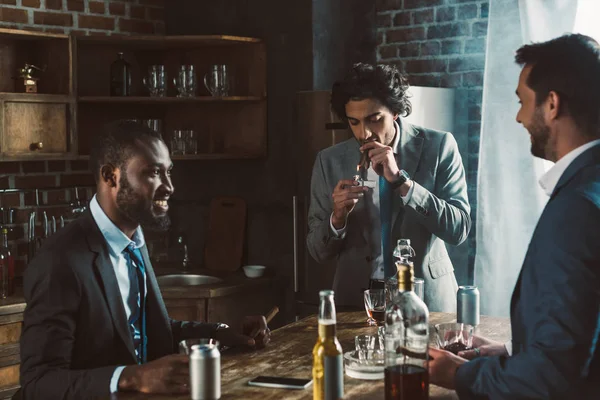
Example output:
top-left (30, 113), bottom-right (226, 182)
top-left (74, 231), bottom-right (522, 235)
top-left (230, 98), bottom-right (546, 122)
top-left (455, 144), bottom-right (600, 399)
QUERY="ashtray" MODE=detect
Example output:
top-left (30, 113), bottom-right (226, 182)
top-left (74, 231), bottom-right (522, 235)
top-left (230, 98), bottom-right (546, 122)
top-left (343, 350), bottom-right (385, 380)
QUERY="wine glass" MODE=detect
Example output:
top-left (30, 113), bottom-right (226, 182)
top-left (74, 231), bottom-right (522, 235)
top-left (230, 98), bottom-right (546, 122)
top-left (363, 289), bottom-right (386, 326)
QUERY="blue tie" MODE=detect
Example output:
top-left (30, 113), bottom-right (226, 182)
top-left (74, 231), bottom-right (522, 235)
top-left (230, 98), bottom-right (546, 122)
top-left (380, 176), bottom-right (394, 278)
top-left (123, 244), bottom-right (147, 364)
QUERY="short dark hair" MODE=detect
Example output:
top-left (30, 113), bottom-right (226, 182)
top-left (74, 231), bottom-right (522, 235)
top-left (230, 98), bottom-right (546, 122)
top-left (515, 33), bottom-right (600, 138)
top-left (331, 63), bottom-right (412, 121)
top-left (90, 120), bottom-right (164, 182)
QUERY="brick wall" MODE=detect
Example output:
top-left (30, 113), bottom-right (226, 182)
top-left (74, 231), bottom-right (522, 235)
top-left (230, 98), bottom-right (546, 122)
top-left (0, 0), bottom-right (165, 282)
top-left (376, 0), bottom-right (489, 281)
top-left (0, 0), bottom-right (164, 35)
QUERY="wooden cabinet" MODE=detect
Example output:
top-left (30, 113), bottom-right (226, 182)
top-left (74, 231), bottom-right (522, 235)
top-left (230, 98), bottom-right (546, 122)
top-left (0, 29), bottom-right (74, 161)
top-left (160, 276), bottom-right (286, 334)
top-left (0, 29), bottom-right (267, 162)
top-left (0, 298), bottom-right (25, 400)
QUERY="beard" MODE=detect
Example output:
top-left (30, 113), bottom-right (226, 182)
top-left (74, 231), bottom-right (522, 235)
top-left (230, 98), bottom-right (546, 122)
top-left (529, 107), bottom-right (551, 160)
top-left (116, 174), bottom-right (171, 232)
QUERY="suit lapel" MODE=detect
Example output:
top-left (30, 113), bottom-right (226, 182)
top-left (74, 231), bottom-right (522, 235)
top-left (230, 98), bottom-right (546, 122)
top-left (82, 211), bottom-right (137, 363)
top-left (392, 119), bottom-right (423, 228)
top-left (140, 245), bottom-right (174, 360)
top-left (550, 144), bottom-right (600, 199)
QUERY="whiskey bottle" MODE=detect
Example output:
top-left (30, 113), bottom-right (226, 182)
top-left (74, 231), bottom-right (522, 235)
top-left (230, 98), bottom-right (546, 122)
top-left (384, 258), bottom-right (429, 399)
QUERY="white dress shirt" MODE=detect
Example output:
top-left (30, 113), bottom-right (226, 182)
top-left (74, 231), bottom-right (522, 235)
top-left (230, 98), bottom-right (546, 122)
top-left (89, 195), bottom-right (147, 393)
top-left (329, 121), bottom-right (414, 279)
top-left (504, 138), bottom-right (600, 356)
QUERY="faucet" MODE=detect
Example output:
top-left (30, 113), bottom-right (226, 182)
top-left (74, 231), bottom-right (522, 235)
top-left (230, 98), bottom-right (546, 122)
top-left (177, 236), bottom-right (189, 273)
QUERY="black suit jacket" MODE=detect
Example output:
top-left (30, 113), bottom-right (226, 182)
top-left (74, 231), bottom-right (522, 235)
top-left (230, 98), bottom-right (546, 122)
top-left (20, 209), bottom-right (217, 399)
top-left (455, 144), bottom-right (600, 399)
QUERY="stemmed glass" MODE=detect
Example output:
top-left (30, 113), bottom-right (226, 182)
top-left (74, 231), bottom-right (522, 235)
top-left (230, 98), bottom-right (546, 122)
top-left (363, 289), bottom-right (386, 326)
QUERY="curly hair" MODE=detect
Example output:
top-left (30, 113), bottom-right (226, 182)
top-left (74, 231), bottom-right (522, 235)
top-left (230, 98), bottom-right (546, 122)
top-left (515, 34), bottom-right (600, 138)
top-left (330, 63), bottom-right (412, 121)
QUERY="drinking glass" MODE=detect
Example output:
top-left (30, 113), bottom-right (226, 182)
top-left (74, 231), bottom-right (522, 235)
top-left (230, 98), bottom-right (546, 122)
top-left (203, 64), bottom-right (230, 96)
top-left (171, 130), bottom-right (186, 155)
top-left (173, 65), bottom-right (197, 97)
top-left (434, 323), bottom-right (474, 354)
top-left (143, 65), bottom-right (167, 97)
top-left (144, 119), bottom-right (163, 135)
top-left (355, 335), bottom-right (375, 361)
top-left (414, 278), bottom-right (424, 301)
top-left (183, 130), bottom-right (197, 155)
top-left (377, 326), bottom-right (385, 350)
top-left (363, 289), bottom-right (386, 326)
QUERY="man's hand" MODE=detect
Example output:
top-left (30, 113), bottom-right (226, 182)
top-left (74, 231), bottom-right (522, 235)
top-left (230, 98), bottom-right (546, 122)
top-left (242, 315), bottom-right (271, 349)
top-left (458, 335), bottom-right (508, 360)
top-left (118, 354), bottom-right (189, 394)
top-left (429, 347), bottom-right (467, 390)
top-left (331, 179), bottom-right (369, 229)
top-left (360, 141), bottom-right (399, 183)
top-left (214, 315), bottom-right (271, 349)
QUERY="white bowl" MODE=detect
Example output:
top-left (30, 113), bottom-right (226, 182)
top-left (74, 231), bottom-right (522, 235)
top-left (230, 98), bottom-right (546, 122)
top-left (243, 265), bottom-right (266, 278)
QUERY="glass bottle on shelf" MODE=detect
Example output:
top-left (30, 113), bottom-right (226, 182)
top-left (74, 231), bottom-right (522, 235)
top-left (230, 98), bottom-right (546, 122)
top-left (384, 258), bottom-right (429, 400)
top-left (312, 290), bottom-right (344, 400)
top-left (0, 227), bottom-right (13, 298)
top-left (110, 52), bottom-right (131, 96)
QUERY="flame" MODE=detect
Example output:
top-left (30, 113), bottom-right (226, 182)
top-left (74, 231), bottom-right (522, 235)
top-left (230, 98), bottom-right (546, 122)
top-left (356, 164), bottom-right (360, 172)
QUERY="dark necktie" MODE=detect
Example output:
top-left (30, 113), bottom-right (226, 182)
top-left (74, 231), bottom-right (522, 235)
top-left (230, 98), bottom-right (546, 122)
top-left (379, 176), bottom-right (394, 278)
top-left (123, 243), bottom-right (147, 364)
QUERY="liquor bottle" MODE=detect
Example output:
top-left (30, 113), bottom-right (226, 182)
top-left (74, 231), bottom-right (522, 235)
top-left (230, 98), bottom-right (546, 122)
top-left (0, 227), bottom-right (13, 298)
top-left (384, 258), bottom-right (429, 400)
top-left (312, 290), bottom-right (344, 400)
top-left (393, 239), bottom-right (416, 264)
top-left (387, 239), bottom-right (416, 302)
top-left (110, 52), bottom-right (131, 96)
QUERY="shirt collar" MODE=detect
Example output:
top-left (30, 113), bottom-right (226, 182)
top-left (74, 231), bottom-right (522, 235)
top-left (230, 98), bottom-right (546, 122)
top-left (89, 195), bottom-right (145, 256)
top-left (391, 119), bottom-right (402, 155)
top-left (539, 139), bottom-right (600, 196)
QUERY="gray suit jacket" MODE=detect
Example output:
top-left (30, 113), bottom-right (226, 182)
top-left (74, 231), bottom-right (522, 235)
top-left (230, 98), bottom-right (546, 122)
top-left (455, 144), bottom-right (600, 399)
top-left (307, 119), bottom-right (471, 311)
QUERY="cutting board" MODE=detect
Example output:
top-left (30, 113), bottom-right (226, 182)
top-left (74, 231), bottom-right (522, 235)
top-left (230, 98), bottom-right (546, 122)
top-left (204, 197), bottom-right (247, 272)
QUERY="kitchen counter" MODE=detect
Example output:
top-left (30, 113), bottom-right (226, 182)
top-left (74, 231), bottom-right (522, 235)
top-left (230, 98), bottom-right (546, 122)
top-left (0, 290), bottom-right (25, 318)
top-left (110, 311), bottom-right (511, 399)
top-left (0, 289), bottom-right (26, 399)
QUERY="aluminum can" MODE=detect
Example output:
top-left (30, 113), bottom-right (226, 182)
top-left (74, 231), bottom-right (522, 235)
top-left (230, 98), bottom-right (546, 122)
top-left (190, 344), bottom-right (221, 400)
top-left (457, 285), bottom-right (480, 326)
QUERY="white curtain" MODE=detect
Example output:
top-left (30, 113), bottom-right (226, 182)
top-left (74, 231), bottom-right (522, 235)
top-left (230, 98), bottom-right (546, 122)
top-left (475, 0), bottom-right (579, 317)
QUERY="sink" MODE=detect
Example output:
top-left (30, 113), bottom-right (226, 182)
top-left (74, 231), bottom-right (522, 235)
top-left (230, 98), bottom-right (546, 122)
top-left (157, 274), bottom-right (224, 287)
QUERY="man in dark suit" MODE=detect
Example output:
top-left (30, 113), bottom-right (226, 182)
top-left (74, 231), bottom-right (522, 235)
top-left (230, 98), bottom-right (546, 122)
top-left (19, 120), bottom-right (271, 399)
top-left (429, 34), bottom-right (600, 399)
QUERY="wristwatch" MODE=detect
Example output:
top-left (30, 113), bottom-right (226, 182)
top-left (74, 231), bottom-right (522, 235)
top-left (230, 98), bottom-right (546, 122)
top-left (391, 169), bottom-right (411, 190)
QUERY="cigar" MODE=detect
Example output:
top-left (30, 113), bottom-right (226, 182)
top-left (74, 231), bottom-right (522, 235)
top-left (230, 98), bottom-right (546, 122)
top-left (265, 306), bottom-right (279, 324)
top-left (249, 306), bottom-right (279, 340)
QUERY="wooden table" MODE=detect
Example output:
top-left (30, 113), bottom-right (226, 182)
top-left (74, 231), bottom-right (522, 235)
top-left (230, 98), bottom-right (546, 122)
top-left (113, 312), bottom-right (510, 399)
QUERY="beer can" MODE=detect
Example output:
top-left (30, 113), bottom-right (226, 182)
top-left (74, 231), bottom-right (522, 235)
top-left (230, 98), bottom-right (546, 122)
top-left (190, 344), bottom-right (221, 400)
top-left (457, 286), bottom-right (480, 326)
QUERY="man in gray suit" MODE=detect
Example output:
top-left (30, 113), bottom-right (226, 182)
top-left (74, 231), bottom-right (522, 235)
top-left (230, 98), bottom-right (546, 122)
top-left (306, 63), bottom-right (471, 312)
top-left (429, 34), bottom-right (600, 399)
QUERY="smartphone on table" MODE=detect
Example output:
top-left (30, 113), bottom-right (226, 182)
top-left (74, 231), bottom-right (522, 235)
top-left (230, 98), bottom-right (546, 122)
top-left (247, 376), bottom-right (313, 390)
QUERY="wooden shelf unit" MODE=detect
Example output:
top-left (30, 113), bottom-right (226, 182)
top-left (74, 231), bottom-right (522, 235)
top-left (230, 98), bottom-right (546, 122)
top-left (78, 95), bottom-right (264, 103)
top-left (0, 29), bottom-right (267, 161)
